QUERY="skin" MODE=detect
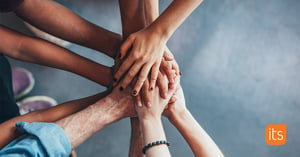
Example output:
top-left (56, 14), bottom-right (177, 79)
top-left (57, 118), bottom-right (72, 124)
top-left (56, 85), bottom-right (136, 148)
top-left (114, 0), bottom-right (203, 95)
top-left (14, 0), bottom-right (122, 58)
top-left (163, 86), bottom-right (224, 157)
top-left (0, 25), bottom-right (112, 87)
top-left (0, 91), bottom-right (109, 149)
top-left (134, 77), bottom-right (178, 157)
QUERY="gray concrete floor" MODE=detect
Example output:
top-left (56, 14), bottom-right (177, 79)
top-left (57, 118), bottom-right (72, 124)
top-left (1, 0), bottom-right (300, 156)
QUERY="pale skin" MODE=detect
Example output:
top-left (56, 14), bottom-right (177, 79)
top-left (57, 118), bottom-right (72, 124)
top-left (163, 86), bottom-right (224, 157)
top-left (114, 0), bottom-right (203, 95)
top-left (134, 77), bottom-right (178, 157)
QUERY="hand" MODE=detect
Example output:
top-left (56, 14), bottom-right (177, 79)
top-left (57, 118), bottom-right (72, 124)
top-left (114, 28), bottom-right (167, 96)
top-left (160, 48), bottom-right (180, 90)
top-left (163, 84), bottom-right (187, 119)
top-left (108, 84), bottom-right (136, 118)
top-left (135, 76), bottom-right (178, 120)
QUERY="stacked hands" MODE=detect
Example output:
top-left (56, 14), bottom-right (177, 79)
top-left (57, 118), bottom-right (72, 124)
top-left (0, 0), bottom-right (225, 156)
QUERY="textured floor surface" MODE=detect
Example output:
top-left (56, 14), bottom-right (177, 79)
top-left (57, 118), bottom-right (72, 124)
top-left (0, 0), bottom-right (299, 156)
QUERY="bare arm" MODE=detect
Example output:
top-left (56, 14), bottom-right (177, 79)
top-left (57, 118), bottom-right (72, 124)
top-left (0, 25), bottom-right (112, 86)
top-left (114, 0), bottom-right (203, 94)
top-left (15, 0), bottom-right (121, 58)
top-left (0, 91), bottom-right (108, 149)
top-left (135, 78), bottom-right (177, 157)
top-left (56, 86), bottom-right (135, 148)
top-left (164, 86), bottom-right (224, 157)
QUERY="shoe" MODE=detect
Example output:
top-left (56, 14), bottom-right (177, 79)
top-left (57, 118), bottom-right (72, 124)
top-left (18, 96), bottom-right (57, 115)
top-left (12, 67), bottom-right (35, 100)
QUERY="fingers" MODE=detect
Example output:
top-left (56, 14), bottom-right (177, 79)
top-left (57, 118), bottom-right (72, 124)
top-left (149, 62), bottom-right (160, 91)
top-left (160, 60), bottom-right (174, 84)
top-left (141, 80), bottom-right (152, 107)
top-left (132, 63), bottom-right (152, 96)
top-left (157, 72), bottom-right (168, 99)
top-left (119, 62), bottom-right (143, 90)
top-left (120, 35), bottom-right (135, 59)
top-left (135, 94), bottom-right (143, 107)
top-left (163, 47), bottom-right (174, 61)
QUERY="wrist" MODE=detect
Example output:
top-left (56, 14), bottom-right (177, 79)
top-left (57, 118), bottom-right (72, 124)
top-left (167, 109), bottom-right (190, 124)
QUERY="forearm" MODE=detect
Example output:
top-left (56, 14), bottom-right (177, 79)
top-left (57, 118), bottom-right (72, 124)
top-left (56, 95), bottom-right (126, 148)
top-left (0, 25), bottom-right (112, 86)
top-left (119, 0), bottom-right (147, 39)
top-left (148, 0), bottom-right (203, 40)
top-left (129, 118), bottom-right (145, 157)
top-left (143, 0), bottom-right (159, 25)
top-left (140, 117), bottom-right (171, 157)
top-left (15, 0), bottom-right (121, 58)
top-left (0, 92), bottom-right (108, 149)
top-left (168, 110), bottom-right (224, 157)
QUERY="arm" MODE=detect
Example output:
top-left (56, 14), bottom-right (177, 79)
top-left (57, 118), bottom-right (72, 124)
top-left (114, 0), bottom-right (202, 94)
top-left (56, 85), bottom-right (135, 148)
top-left (0, 25), bottom-right (112, 86)
top-left (0, 91), bottom-right (108, 149)
top-left (15, 0), bottom-right (121, 58)
top-left (135, 78), bottom-right (176, 157)
top-left (164, 86), bottom-right (224, 157)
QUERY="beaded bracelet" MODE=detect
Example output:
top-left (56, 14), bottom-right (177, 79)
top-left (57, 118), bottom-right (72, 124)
top-left (142, 140), bottom-right (170, 154)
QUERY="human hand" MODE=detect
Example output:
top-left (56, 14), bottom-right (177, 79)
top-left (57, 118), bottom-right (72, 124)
top-left (160, 48), bottom-right (180, 90)
top-left (108, 84), bottom-right (136, 118)
top-left (163, 84), bottom-right (187, 119)
top-left (114, 28), bottom-right (167, 96)
top-left (135, 76), bottom-right (179, 120)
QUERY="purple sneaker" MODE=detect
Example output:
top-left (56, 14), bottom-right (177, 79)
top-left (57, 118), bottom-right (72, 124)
top-left (18, 96), bottom-right (57, 115)
top-left (12, 67), bottom-right (35, 99)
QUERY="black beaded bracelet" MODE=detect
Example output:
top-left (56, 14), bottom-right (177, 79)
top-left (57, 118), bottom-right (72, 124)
top-left (142, 140), bottom-right (170, 154)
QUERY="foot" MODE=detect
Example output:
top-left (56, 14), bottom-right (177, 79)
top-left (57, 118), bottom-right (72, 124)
top-left (18, 96), bottom-right (57, 115)
top-left (12, 67), bottom-right (35, 99)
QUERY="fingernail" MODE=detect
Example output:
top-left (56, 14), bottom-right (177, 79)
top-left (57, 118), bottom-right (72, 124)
top-left (113, 77), bottom-right (117, 82)
top-left (132, 90), bottom-right (137, 96)
top-left (179, 72), bottom-right (182, 76)
top-left (119, 86), bottom-right (124, 91)
top-left (118, 53), bottom-right (122, 59)
top-left (150, 86), bottom-right (153, 91)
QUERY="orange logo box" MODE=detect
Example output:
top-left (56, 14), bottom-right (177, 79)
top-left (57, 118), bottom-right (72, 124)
top-left (265, 124), bottom-right (286, 145)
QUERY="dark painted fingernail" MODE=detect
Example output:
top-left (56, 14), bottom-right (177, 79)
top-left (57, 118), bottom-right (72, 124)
top-left (119, 86), bottom-right (124, 91)
top-left (113, 77), bottom-right (117, 82)
top-left (150, 87), bottom-right (153, 91)
top-left (179, 72), bottom-right (182, 76)
top-left (132, 90), bottom-right (137, 96)
top-left (119, 53), bottom-right (122, 59)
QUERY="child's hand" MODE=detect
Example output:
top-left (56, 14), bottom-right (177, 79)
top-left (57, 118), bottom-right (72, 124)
top-left (114, 28), bottom-right (167, 96)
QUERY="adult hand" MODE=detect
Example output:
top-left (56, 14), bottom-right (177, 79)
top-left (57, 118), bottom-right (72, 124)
top-left (135, 76), bottom-right (179, 120)
top-left (114, 27), bottom-right (167, 96)
top-left (163, 84), bottom-right (187, 119)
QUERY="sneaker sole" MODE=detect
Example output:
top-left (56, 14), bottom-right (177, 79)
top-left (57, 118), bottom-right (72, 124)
top-left (14, 67), bottom-right (35, 100)
top-left (18, 96), bottom-right (57, 115)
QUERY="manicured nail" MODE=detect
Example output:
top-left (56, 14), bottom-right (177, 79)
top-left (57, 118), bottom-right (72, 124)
top-left (132, 90), bottom-right (137, 96)
top-left (119, 86), bottom-right (124, 91)
top-left (179, 72), bottom-right (182, 76)
top-left (150, 86), bottom-right (153, 91)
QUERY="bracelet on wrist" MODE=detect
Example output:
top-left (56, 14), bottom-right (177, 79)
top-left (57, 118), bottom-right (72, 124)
top-left (142, 140), bottom-right (170, 154)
